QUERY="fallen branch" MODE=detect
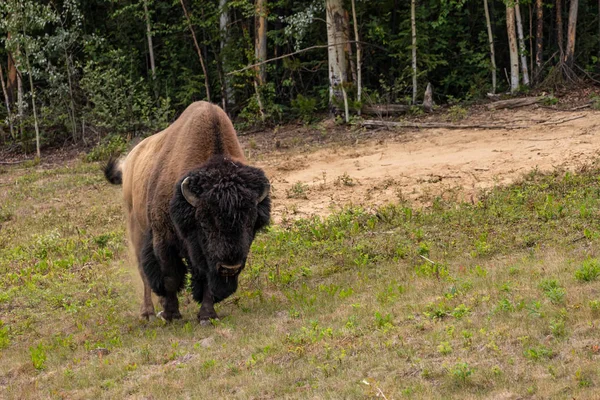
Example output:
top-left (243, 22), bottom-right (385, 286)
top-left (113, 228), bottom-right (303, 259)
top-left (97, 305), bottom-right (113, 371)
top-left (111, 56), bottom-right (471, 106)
top-left (487, 96), bottom-right (545, 110)
top-left (0, 159), bottom-right (32, 165)
top-left (569, 103), bottom-right (592, 111)
top-left (361, 120), bottom-right (526, 130)
top-left (361, 104), bottom-right (411, 116)
top-left (539, 114), bottom-right (585, 125)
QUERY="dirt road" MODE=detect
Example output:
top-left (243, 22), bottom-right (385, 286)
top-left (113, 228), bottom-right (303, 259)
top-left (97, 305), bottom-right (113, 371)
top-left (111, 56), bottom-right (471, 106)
top-left (253, 108), bottom-right (600, 222)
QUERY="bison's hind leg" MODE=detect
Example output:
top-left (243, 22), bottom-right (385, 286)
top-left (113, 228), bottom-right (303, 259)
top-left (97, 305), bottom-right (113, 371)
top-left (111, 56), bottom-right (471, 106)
top-left (141, 231), bottom-right (186, 321)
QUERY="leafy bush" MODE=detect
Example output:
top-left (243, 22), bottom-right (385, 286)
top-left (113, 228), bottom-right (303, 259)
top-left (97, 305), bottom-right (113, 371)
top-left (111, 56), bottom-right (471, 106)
top-left (291, 94), bottom-right (318, 123)
top-left (85, 135), bottom-right (128, 162)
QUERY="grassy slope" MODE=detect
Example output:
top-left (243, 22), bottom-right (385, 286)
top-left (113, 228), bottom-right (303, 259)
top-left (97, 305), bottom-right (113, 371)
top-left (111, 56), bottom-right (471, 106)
top-left (2, 160), bottom-right (600, 399)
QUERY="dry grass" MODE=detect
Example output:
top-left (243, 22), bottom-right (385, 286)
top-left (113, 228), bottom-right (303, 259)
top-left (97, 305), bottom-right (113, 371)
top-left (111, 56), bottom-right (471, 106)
top-left (2, 160), bottom-right (600, 399)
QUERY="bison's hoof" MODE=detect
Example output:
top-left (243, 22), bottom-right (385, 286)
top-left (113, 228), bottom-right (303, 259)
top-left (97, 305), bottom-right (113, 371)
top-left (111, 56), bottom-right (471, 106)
top-left (140, 311), bottom-right (155, 320)
top-left (157, 310), bottom-right (182, 322)
top-left (199, 318), bottom-right (219, 327)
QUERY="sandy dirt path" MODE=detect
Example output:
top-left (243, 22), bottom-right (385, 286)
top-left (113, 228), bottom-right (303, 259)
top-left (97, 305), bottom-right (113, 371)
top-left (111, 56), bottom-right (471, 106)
top-left (254, 109), bottom-right (600, 222)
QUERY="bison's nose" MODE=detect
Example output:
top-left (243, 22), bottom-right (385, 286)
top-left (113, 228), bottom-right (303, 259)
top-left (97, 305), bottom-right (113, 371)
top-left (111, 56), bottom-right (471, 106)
top-left (217, 263), bottom-right (242, 277)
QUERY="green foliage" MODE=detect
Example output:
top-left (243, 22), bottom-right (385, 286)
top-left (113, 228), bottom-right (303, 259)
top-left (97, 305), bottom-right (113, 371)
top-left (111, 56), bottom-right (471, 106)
top-left (84, 135), bottom-right (128, 162)
top-left (291, 94), bottom-right (318, 123)
top-left (30, 342), bottom-right (47, 370)
top-left (575, 259), bottom-right (600, 282)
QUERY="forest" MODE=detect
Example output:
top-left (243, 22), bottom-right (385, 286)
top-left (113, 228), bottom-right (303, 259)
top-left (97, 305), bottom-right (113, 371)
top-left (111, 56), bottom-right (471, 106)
top-left (0, 0), bottom-right (598, 156)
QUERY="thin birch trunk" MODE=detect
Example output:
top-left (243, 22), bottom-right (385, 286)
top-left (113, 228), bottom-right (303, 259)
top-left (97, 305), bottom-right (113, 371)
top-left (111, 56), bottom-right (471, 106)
top-left (411, 0), bottom-right (417, 105)
top-left (325, 0), bottom-right (349, 118)
top-left (506, 4), bottom-right (520, 93)
top-left (64, 53), bottom-right (77, 142)
top-left (143, 0), bottom-right (156, 82)
top-left (484, 0), bottom-right (496, 93)
top-left (254, 0), bottom-right (267, 86)
top-left (179, 0), bottom-right (211, 102)
top-left (535, 0), bottom-right (543, 78)
top-left (24, 48), bottom-right (40, 158)
top-left (515, 0), bottom-right (530, 85)
top-left (556, 0), bottom-right (564, 57)
top-left (219, 0), bottom-right (233, 111)
top-left (0, 64), bottom-right (14, 140)
top-left (564, 0), bottom-right (578, 67)
top-left (350, 0), bottom-right (361, 113)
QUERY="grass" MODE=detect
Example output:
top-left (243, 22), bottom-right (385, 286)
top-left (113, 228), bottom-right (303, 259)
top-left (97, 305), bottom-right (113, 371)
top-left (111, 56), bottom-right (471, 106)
top-left (2, 159), bottom-right (600, 398)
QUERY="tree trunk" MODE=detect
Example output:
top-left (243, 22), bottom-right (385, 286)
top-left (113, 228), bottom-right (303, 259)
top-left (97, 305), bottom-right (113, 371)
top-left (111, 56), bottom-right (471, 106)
top-left (350, 0), bottom-right (362, 112)
top-left (143, 0), bottom-right (156, 82)
top-left (535, 0), bottom-right (543, 78)
top-left (64, 53), bottom-right (77, 143)
top-left (411, 0), bottom-right (417, 105)
top-left (564, 0), bottom-right (578, 67)
top-left (556, 0), bottom-right (564, 57)
top-left (506, 4), bottom-right (519, 93)
top-left (0, 64), bottom-right (13, 141)
top-left (24, 48), bottom-right (40, 158)
top-left (179, 0), bottom-right (211, 102)
top-left (325, 0), bottom-right (349, 118)
top-left (484, 0), bottom-right (497, 93)
top-left (515, 1), bottom-right (530, 86)
top-left (219, 0), bottom-right (233, 112)
top-left (254, 0), bottom-right (267, 86)
top-left (6, 33), bottom-right (17, 106)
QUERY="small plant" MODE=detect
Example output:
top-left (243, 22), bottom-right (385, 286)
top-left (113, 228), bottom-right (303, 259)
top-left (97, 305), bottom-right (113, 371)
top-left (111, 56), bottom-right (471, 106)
top-left (437, 341), bottom-right (453, 355)
top-left (286, 182), bottom-right (309, 199)
top-left (0, 320), bottom-right (9, 349)
top-left (374, 311), bottom-right (394, 330)
top-left (539, 279), bottom-right (566, 304)
top-left (334, 173), bottom-right (356, 187)
top-left (452, 304), bottom-right (471, 319)
top-left (541, 95), bottom-right (559, 106)
top-left (30, 343), bottom-right (47, 370)
top-left (524, 345), bottom-right (553, 361)
top-left (447, 105), bottom-right (467, 122)
top-left (450, 362), bottom-right (474, 385)
top-left (575, 258), bottom-right (600, 282)
top-left (589, 300), bottom-right (600, 315)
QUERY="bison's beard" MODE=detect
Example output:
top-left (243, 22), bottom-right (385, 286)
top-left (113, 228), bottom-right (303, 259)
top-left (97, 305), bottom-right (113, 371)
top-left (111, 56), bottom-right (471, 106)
top-left (190, 264), bottom-right (241, 304)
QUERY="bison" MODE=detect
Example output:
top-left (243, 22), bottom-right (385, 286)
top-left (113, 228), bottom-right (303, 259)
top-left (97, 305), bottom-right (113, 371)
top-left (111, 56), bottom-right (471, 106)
top-left (104, 101), bottom-right (271, 322)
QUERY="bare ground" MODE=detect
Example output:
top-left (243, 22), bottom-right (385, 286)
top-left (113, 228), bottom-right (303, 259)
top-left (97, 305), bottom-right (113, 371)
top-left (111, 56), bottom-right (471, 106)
top-left (250, 108), bottom-right (600, 222)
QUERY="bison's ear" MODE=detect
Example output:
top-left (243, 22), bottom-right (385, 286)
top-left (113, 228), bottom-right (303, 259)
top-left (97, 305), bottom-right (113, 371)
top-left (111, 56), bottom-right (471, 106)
top-left (181, 176), bottom-right (201, 207)
top-left (257, 182), bottom-right (270, 204)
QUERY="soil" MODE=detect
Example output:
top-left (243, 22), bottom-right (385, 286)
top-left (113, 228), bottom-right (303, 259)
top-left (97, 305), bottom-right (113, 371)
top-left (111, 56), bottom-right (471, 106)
top-left (247, 106), bottom-right (600, 222)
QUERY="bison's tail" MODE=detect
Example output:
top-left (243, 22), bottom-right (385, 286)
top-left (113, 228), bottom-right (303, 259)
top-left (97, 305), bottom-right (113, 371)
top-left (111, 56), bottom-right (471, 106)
top-left (103, 156), bottom-right (123, 185)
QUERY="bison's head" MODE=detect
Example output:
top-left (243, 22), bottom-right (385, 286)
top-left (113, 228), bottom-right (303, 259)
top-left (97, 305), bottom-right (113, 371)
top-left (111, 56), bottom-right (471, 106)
top-left (170, 156), bottom-right (270, 301)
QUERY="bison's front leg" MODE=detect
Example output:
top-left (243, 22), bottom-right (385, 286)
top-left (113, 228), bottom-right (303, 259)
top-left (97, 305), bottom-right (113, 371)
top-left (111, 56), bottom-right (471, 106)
top-left (142, 231), bottom-right (186, 321)
top-left (190, 269), bottom-right (218, 324)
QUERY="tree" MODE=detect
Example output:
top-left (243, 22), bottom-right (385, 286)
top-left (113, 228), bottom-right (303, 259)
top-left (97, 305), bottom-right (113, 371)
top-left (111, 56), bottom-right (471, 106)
top-left (411, 0), bottom-right (417, 105)
top-left (484, 0), bottom-right (497, 93)
top-left (556, 0), bottom-right (564, 57)
top-left (514, 0), bottom-right (530, 86)
top-left (179, 0), bottom-right (211, 102)
top-left (564, 0), bottom-right (578, 67)
top-left (255, 0), bottom-right (267, 86)
top-left (143, 0), bottom-right (156, 83)
top-left (350, 0), bottom-right (361, 111)
top-left (219, 0), bottom-right (233, 112)
top-left (325, 0), bottom-right (349, 121)
top-left (535, 0), bottom-right (543, 79)
top-left (506, 2), bottom-right (519, 93)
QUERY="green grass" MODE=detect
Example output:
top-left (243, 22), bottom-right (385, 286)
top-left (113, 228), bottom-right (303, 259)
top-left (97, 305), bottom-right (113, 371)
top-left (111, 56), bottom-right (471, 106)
top-left (2, 160), bottom-right (600, 398)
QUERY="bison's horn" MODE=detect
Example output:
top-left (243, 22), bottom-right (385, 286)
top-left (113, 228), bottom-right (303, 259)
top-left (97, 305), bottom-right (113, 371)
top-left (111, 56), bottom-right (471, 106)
top-left (257, 183), bottom-right (270, 204)
top-left (181, 177), bottom-right (200, 207)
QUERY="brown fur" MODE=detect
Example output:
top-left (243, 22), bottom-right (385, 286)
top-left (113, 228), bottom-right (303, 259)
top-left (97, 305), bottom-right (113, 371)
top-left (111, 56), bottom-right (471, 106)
top-left (118, 101), bottom-right (247, 317)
